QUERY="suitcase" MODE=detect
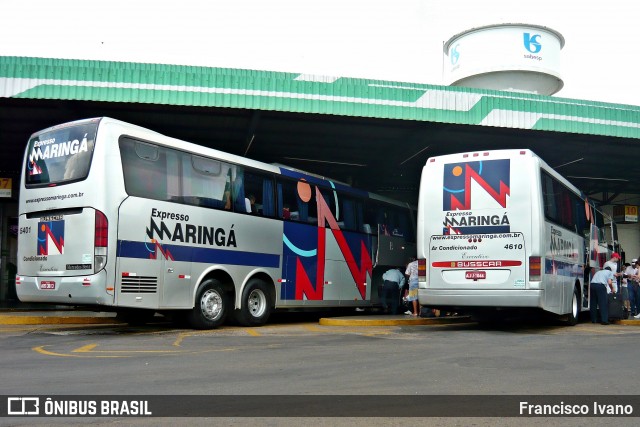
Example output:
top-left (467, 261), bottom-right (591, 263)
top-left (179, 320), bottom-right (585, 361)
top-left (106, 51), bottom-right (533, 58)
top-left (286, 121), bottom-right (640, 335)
top-left (608, 292), bottom-right (624, 321)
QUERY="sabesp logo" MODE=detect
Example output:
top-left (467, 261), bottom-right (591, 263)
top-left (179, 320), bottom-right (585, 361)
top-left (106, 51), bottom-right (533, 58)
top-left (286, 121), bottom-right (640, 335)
top-left (450, 44), bottom-right (460, 65)
top-left (523, 33), bottom-right (541, 53)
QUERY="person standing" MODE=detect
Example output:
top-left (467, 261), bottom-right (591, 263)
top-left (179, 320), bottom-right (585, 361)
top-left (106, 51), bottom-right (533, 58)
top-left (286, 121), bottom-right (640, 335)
top-left (405, 257), bottom-right (420, 317)
top-left (623, 261), bottom-right (637, 317)
top-left (381, 267), bottom-right (405, 315)
top-left (629, 259), bottom-right (640, 316)
top-left (590, 266), bottom-right (615, 325)
top-left (603, 252), bottom-right (622, 293)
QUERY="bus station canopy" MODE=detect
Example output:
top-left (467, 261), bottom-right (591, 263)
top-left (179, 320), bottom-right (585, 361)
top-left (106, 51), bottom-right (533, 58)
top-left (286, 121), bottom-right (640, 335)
top-left (1, 56), bottom-right (639, 203)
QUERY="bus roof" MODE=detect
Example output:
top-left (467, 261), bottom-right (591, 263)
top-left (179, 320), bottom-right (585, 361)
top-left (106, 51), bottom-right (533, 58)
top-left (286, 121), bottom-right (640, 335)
top-left (33, 117), bottom-right (411, 207)
top-left (424, 148), bottom-right (584, 199)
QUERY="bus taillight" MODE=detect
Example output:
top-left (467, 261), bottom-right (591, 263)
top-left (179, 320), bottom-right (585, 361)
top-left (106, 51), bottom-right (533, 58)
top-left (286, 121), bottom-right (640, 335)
top-left (94, 210), bottom-right (108, 273)
top-left (95, 210), bottom-right (108, 247)
top-left (418, 258), bottom-right (427, 284)
top-left (529, 256), bottom-right (541, 282)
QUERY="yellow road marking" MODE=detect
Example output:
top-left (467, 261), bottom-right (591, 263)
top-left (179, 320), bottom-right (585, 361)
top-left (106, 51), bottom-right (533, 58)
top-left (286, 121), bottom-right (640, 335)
top-left (245, 329), bottom-right (261, 336)
top-left (33, 345), bottom-right (128, 358)
top-left (35, 339), bottom-right (282, 358)
top-left (72, 344), bottom-right (97, 353)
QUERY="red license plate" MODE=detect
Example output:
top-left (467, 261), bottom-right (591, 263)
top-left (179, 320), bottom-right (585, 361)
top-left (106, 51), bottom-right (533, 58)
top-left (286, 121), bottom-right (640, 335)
top-left (40, 281), bottom-right (56, 290)
top-left (465, 271), bottom-right (486, 280)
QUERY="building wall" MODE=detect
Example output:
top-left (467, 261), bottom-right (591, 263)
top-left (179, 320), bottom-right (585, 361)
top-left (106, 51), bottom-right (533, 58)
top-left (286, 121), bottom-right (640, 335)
top-left (618, 224), bottom-right (640, 262)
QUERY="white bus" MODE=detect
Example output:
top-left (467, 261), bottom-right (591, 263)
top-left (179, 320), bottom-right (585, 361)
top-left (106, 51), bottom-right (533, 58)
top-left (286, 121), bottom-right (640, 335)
top-left (417, 149), bottom-right (617, 324)
top-left (17, 117), bottom-right (416, 328)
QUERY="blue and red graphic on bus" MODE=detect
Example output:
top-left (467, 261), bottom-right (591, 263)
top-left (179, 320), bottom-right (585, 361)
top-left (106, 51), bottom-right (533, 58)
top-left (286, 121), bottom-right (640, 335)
top-left (281, 182), bottom-right (372, 301)
top-left (442, 159), bottom-right (511, 235)
top-left (37, 220), bottom-right (65, 255)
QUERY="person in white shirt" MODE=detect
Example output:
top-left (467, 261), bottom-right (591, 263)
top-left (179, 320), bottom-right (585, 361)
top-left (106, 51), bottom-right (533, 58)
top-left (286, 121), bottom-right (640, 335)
top-left (381, 267), bottom-right (405, 315)
top-left (629, 259), bottom-right (640, 316)
top-left (405, 258), bottom-right (420, 317)
top-left (603, 252), bottom-right (622, 294)
top-left (623, 262), bottom-right (637, 316)
top-left (590, 266), bottom-right (614, 325)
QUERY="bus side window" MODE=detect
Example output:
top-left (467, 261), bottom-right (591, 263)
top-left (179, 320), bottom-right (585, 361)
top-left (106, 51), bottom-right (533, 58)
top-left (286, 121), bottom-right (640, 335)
top-left (119, 138), bottom-right (168, 201)
top-left (364, 201), bottom-right (384, 234)
top-left (574, 196), bottom-right (588, 236)
top-left (244, 169), bottom-right (275, 217)
top-left (340, 195), bottom-right (363, 232)
top-left (185, 155), bottom-right (231, 210)
top-left (278, 179), bottom-right (305, 222)
top-left (277, 178), bottom-right (320, 223)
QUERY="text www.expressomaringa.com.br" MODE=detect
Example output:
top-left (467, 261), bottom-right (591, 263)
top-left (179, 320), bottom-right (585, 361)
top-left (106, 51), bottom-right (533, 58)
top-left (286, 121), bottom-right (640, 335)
top-left (26, 192), bottom-right (84, 204)
top-left (432, 233), bottom-right (522, 241)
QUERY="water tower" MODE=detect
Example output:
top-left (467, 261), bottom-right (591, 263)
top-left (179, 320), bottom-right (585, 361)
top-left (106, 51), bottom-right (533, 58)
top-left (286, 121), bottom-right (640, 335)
top-left (443, 23), bottom-right (564, 95)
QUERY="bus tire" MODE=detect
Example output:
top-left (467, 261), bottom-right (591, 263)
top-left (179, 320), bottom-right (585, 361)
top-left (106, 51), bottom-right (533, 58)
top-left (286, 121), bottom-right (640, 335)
top-left (234, 279), bottom-right (272, 326)
top-left (187, 279), bottom-right (229, 329)
top-left (566, 286), bottom-right (580, 326)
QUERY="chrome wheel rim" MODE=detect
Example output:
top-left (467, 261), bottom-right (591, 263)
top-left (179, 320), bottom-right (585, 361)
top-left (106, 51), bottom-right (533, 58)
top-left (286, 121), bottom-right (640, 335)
top-left (201, 289), bottom-right (223, 321)
top-left (248, 288), bottom-right (267, 318)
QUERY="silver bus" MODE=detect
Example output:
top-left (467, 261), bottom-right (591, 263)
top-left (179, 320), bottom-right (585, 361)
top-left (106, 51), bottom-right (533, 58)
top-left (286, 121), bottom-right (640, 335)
top-left (17, 117), bottom-right (415, 328)
top-left (417, 149), bottom-right (617, 324)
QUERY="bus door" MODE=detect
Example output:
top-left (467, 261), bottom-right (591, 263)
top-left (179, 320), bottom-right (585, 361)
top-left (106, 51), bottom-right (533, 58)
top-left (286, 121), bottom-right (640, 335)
top-left (375, 229), bottom-right (413, 302)
top-left (377, 232), bottom-right (415, 267)
top-left (322, 230), bottom-right (374, 304)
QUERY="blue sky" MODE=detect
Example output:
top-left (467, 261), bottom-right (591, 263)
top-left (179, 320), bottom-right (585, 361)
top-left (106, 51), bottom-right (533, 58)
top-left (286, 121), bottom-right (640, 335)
top-left (2, 0), bottom-right (638, 106)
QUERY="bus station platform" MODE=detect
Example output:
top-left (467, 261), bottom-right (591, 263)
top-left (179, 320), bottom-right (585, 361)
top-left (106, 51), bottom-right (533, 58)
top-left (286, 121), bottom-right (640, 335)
top-left (0, 302), bottom-right (469, 326)
top-left (1, 302), bottom-right (639, 327)
top-left (0, 303), bottom-right (121, 325)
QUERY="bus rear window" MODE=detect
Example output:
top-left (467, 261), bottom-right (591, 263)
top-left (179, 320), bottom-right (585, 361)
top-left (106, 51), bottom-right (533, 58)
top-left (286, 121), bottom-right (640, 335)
top-left (25, 122), bottom-right (98, 187)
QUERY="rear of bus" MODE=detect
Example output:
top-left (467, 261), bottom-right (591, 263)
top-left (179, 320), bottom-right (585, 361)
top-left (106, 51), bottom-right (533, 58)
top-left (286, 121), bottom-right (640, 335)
top-left (417, 150), bottom-right (541, 315)
top-left (16, 118), bottom-right (115, 306)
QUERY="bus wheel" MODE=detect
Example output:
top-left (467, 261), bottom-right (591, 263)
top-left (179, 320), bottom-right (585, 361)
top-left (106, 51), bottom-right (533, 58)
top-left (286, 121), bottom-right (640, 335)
top-left (566, 287), bottom-right (580, 326)
top-left (234, 279), bottom-right (272, 326)
top-left (187, 279), bottom-right (229, 329)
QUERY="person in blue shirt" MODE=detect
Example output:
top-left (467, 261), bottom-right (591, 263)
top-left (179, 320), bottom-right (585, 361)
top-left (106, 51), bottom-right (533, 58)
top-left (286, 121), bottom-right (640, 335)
top-left (381, 268), bottom-right (405, 314)
top-left (590, 266), bottom-right (615, 325)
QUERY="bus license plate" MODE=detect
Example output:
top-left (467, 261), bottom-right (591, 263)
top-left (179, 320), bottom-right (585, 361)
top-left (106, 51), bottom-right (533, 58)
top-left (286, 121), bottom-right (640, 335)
top-left (40, 281), bottom-right (56, 290)
top-left (465, 271), bottom-right (486, 280)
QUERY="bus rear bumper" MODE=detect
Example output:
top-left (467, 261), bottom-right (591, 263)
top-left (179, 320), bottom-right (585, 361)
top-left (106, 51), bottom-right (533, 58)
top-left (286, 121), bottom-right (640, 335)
top-left (418, 288), bottom-right (542, 308)
top-left (16, 270), bottom-right (113, 306)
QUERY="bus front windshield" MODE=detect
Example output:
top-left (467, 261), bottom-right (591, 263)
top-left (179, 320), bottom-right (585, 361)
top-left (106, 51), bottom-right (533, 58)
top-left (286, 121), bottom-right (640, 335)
top-left (25, 121), bottom-right (98, 187)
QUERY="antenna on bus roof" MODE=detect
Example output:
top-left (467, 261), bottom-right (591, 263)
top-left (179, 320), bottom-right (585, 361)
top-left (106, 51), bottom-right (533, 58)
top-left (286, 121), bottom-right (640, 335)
top-left (553, 158), bottom-right (583, 169)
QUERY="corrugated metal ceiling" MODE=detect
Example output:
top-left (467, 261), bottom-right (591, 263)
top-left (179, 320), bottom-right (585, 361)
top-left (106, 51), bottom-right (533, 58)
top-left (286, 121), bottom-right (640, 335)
top-left (2, 56), bottom-right (640, 203)
top-left (1, 56), bottom-right (639, 139)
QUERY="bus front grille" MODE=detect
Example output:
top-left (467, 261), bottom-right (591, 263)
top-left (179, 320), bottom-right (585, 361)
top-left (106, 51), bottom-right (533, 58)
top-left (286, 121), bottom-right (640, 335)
top-left (120, 276), bottom-right (158, 293)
